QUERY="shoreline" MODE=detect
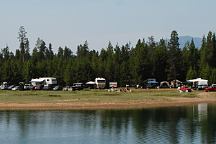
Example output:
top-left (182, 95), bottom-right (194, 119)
top-left (0, 91), bottom-right (216, 110)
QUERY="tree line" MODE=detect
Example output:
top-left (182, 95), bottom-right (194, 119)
top-left (0, 27), bottom-right (216, 86)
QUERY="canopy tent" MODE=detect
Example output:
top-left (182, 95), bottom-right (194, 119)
top-left (187, 78), bottom-right (208, 83)
top-left (31, 79), bottom-right (44, 83)
top-left (86, 81), bottom-right (96, 85)
top-left (187, 78), bottom-right (208, 89)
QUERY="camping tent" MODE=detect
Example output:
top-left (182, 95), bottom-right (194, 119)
top-left (160, 81), bottom-right (170, 88)
top-left (170, 80), bottom-right (182, 88)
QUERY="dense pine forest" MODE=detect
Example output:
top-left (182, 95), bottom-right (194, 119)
top-left (0, 27), bottom-right (216, 86)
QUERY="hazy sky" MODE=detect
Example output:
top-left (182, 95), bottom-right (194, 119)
top-left (0, 0), bottom-right (215, 52)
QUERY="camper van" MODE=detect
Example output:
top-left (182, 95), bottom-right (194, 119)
top-left (95, 78), bottom-right (106, 89)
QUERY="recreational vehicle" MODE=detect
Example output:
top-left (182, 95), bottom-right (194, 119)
top-left (95, 78), bottom-right (106, 89)
top-left (31, 77), bottom-right (57, 89)
top-left (39, 77), bottom-right (57, 86)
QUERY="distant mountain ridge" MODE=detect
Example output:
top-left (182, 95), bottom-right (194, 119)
top-left (179, 36), bottom-right (202, 48)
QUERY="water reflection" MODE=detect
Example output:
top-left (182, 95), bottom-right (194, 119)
top-left (0, 104), bottom-right (216, 144)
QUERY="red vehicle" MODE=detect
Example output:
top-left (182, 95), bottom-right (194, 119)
top-left (205, 84), bottom-right (216, 92)
top-left (178, 86), bottom-right (192, 92)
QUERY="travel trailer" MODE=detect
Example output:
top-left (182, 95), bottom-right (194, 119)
top-left (31, 77), bottom-right (57, 89)
top-left (39, 77), bottom-right (57, 87)
top-left (95, 78), bottom-right (106, 89)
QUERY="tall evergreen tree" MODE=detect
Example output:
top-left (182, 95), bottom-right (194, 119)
top-left (154, 39), bottom-right (168, 81)
top-left (18, 26), bottom-right (29, 62)
top-left (167, 31), bottom-right (183, 82)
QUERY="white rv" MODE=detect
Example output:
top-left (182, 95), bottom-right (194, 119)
top-left (95, 78), bottom-right (106, 89)
top-left (39, 77), bottom-right (57, 86)
top-left (31, 77), bottom-right (57, 87)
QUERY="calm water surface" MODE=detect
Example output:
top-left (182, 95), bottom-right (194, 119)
top-left (0, 104), bottom-right (216, 144)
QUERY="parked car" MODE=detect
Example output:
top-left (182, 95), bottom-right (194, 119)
top-left (0, 82), bottom-right (8, 90)
top-left (143, 79), bottom-right (159, 88)
top-left (24, 84), bottom-right (33, 90)
top-left (32, 85), bottom-right (43, 90)
top-left (7, 85), bottom-right (15, 90)
top-left (53, 85), bottom-right (62, 91)
top-left (42, 85), bottom-right (53, 90)
top-left (72, 83), bottom-right (85, 91)
top-left (205, 84), bottom-right (216, 92)
top-left (178, 86), bottom-right (192, 92)
top-left (63, 86), bottom-right (70, 91)
top-left (12, 86), bottom-right (20, 91)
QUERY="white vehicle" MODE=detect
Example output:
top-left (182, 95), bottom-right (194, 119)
top-left (187, 78), bottom-right (208, 90)
top-left (0, 82), bottom-right (8, 90)
top-left (24, 84), bottom-right (33, 90)
top-left (31, 78), bottom-right (45, 86)
top-left (95, 78), bottom-right (106, 89)
top-left (12, 86), bottom-right (20, 91)
top-left (109, 82), bottom-right (118, 88)
top-left (39, 77), bottom-right (57, 86)
top-left (31, 77), bottom-right (57, 87)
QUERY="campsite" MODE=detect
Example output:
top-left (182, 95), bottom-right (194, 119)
top-left (1, 75), bottom-right (215, 110)
top-left (0, 76), bottom-right (214, 93)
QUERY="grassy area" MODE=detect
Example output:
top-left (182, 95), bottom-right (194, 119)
top-left (0, 89), bottom-right (197, 103)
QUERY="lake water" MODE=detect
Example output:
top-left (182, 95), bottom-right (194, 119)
top-left (0, 104), bottom-right (216, 144)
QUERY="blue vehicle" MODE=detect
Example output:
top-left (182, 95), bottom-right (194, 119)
top-left (144, 79), bottom-right (159, 88)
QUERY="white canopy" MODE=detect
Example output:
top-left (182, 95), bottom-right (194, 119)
top-left (86, 81), bottom-right (96, 85)
top-left (187, 78), bottom-right (208, 83)
top-left (31, 79), bottom-right (44, 83)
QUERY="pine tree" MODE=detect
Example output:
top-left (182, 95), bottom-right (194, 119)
top-left (18, 26), bottom-right (29, 62)
top-left (186, 66), bottom-right (197, 80)
top-left (167, 31), bottom-right (183, 81)
top-left (63, 61), bottom-right (73, 85)
top-left (154, 39), bottom-right (168, 81)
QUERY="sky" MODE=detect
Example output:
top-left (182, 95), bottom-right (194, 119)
top-left (0, 0), bottom-right (216, 53)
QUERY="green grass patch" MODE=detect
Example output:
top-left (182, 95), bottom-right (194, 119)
top-left (0, 89), bottom-right (199, 103)
top-left (48, 94), bottom-right (61, 97)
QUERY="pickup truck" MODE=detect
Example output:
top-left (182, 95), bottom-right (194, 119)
top-left (205, 84), bottom-right (216, 92)
top-left (72, 83), bottom-right (85, 91)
